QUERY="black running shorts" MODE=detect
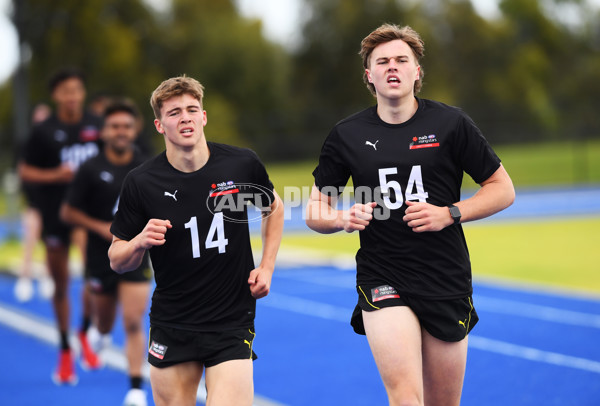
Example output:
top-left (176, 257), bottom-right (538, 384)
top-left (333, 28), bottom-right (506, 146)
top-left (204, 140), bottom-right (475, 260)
top-left (86, 265), bottom-right (152, 296)
top-left (40, 202), bottom-right (72, 246)
top-left (351, 283), bottom-right (478, 342)
top-left (148, 325), bottom-right (257, 368)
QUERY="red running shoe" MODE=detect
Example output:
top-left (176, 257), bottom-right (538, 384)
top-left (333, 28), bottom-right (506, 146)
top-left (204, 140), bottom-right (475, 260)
top-left (78, 331), bottom-right (102, 370)
top-left (51, 349), bottom-right (78, 385)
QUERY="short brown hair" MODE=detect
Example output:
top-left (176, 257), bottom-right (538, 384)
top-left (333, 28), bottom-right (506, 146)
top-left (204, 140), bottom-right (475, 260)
top-left (150, 75), bottom-right (205, 119)
top-left (359, 24), bottom-right (425, 96)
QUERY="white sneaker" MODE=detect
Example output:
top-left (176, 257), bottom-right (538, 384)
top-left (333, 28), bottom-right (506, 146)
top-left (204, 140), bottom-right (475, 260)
top-left (87, 326), bottom-right (112, 355)
top-left (15, 277), bottom-right (34, 302)
top-left (123, 388), bottom-right (147, 406)
top-left (38, 275), bottom-right (55, 299)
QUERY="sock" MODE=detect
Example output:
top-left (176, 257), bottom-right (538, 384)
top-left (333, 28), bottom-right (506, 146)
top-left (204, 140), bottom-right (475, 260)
top-left (130, 376), bottom-right (143, 390)
top-left (80, 317), bottom-right (91, 334)
top-left (60, 331), bottom-right (70, 350)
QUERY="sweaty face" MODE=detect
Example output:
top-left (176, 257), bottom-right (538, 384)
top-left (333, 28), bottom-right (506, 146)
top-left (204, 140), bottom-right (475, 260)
top-left (51, 77), bottom-right (86, 114)
top-left (102, 111), bottom-right (137, 155)
top-left (154, 94), bottom-right (207, 150)
top-left (365, 39), bottom-right (420, 101)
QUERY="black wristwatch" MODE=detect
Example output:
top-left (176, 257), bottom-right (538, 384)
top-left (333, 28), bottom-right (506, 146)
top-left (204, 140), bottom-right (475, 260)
top-left (448, 204), bottom-right (461, 225)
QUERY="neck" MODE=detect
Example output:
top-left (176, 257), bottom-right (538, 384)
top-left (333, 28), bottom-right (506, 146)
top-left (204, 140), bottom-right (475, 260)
top-left (105, 147), bottom-right (134, 166)
top-left (166, 139), bottom-right (210, 173)
top-left (376, 96), bottom-right (418, 125)
top-left (57, 108), bottom-right (83, 124)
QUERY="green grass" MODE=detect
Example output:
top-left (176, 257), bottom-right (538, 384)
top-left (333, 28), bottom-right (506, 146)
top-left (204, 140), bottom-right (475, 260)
top-left (464, 217), bottom-right (600, 293)
top-left (252, 217), bottom-right (600, 295)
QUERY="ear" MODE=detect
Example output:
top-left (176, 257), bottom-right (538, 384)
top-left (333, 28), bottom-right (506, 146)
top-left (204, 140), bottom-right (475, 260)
top-left (154, 118), bottom-right (164, 134)
top-left (416, 66), bottom-right (421, 80)
top-left (365, 69), bottom-right (373, 83)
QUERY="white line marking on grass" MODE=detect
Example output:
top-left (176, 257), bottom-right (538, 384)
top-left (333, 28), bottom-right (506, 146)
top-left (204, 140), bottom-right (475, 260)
top-left (0, 303), bottom-right (286, 406)
top-left (469, 336), bottom-right (600, 374)
top-left (476, 296), bottom-right (600, 329)
top-left (261, 293), bottom-right (600, 374)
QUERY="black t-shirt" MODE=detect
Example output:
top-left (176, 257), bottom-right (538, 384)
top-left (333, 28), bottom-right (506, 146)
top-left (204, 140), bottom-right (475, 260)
top-left (110, 142), bottom-right (275, 331)
top-left (313, 98), bottom-right (501, 299)
top-left (22, 112), bottom-right (103, 211)
top-left (65, 150), bottom-right (148, 272)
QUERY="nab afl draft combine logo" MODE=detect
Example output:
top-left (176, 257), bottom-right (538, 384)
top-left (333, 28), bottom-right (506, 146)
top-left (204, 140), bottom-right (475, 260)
top-left (371, 285), bottom-right (401, 302)
top-left (149, 340), bottom-right (168, 360)
top-left (409, 134), bottom-right (439, 150)
top-left (206, 180), bottom-right (276, 223)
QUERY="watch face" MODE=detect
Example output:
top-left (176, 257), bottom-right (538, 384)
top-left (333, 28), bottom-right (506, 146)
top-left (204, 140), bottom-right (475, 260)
top-left (449, 205), bottom-right (461, 222)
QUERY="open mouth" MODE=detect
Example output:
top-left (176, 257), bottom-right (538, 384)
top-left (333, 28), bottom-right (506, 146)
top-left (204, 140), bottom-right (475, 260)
top-left (387, 76), bottom-right (400, 84)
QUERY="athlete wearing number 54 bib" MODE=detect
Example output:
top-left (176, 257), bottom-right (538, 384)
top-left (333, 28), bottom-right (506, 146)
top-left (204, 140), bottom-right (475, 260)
top-left (306, 24), bottom-right (514, 406)
top-left (109, 76), bottom-right (283, 406)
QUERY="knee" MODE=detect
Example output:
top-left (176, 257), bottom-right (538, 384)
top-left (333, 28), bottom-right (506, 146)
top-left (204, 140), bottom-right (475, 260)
top-left (386, 382), bottom-right (423, 406)
top-left (124, 319), bottom-right (142, 335)
top-left (52, 284), bottom-right (68, 300)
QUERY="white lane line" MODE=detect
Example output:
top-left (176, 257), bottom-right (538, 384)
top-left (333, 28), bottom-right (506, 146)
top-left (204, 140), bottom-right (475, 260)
top-left (469, 336), bottom-right (600, 374)
top-left (262, 292), bottom-right (349, 322)
top-left (0, 303), bottom-right (286, 406)
top-left (261, 292), bottom-right (600, 374)
top-left (475, 296), bottom-right (600, 329)
top-left (272, 273), bottom-right (600, 329)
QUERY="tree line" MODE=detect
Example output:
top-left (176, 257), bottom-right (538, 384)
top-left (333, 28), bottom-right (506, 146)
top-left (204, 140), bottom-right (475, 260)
top-left (0, 0), bottom-right (598, 165)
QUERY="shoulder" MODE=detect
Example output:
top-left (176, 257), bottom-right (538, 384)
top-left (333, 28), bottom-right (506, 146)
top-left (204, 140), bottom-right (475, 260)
top-left (334, 106), bottom-right (376, 130)
top-left (209, 142), bottom-right (262, 162)
top-left (126, 152), bottom-right (165, 180)
top-left (30, 115), bottom-right (59, 136)
top-left (322, 107), bottom-right (377, 146)
top-left (419, 98), bottom-right (471, 122)
top-left (78, 154), bottom-right (104, 172)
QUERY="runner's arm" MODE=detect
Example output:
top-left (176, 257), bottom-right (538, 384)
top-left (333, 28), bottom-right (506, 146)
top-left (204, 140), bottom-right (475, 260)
top-left (403, 164), bottom-right (515, 232)
top-left (109, 219), bottom-right (172, 274)
top-left (452, 163), bottom-right (515, 223)
top-left (18, 161), bottom-right (74, 184)
top-left (305, 184), bottom-right (376, 234)
top-left (249, 190), bottom-right (284, 299)
top-left (60, 203), bottom-right (113, 241)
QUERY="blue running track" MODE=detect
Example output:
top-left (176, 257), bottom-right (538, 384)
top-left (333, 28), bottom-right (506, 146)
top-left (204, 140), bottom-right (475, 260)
top-left (1, 265), bottom-right (600, 405)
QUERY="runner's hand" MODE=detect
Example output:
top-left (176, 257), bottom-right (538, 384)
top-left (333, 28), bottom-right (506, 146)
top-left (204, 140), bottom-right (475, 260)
top-left (342, 202), bottom-right (377, 233)
top-left (403, 201), bottom-right (453, 232)
top-left (137, 219), bottom-right (172, 249)
top-left (248, 265), bottom-right (273, 299)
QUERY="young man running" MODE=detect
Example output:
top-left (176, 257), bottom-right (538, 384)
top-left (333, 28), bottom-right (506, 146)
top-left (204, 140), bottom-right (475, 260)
top-left (61, 102), bottom-right (151, 406)
top-left (19, 67), bottom-right (103, 384)
top-left (306, 24), bottom-right (515, 406)
top-left (108, 76), bottom-right (284, 406)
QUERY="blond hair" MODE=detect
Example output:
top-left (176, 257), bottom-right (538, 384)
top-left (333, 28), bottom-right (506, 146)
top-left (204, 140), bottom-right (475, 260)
top-left (359, 24), bottom-right (425, 96)
top-left (150, 75), bottom-right (205, 119)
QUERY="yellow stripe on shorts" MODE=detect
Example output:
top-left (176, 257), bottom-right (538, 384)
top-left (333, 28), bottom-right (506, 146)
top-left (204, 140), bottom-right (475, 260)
top-left (358, 286), bottom-right (380, 310)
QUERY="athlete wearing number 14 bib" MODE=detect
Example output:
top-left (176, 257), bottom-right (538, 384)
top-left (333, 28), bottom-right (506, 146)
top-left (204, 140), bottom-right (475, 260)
top-left (109, 76), bottom-right (283, 406)
top-left (112, 144), bottom-right (274, 331)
